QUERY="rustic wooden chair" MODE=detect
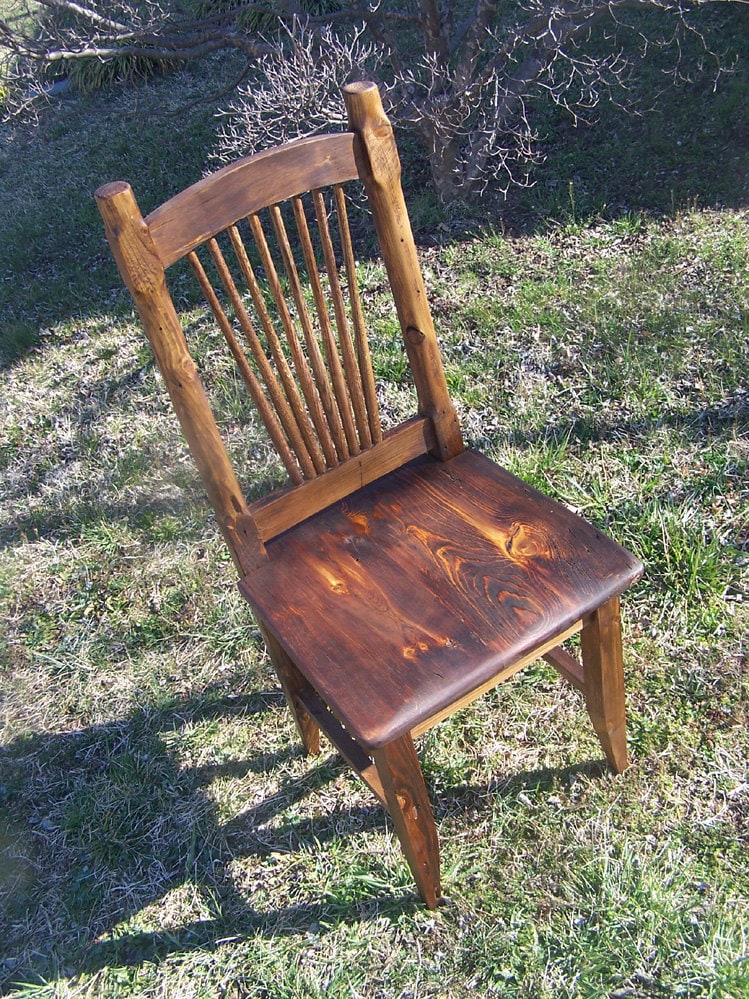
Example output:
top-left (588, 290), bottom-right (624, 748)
top-left (95, 81), bottom-right (643, 908)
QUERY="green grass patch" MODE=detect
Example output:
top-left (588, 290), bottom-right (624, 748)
top-left (1, 11), bottom-right (748, 999)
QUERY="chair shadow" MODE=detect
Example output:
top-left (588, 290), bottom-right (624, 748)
top-left (0, 684), bottom-right (610, 990)
top-left (0, 690), bottom-right (415, 990)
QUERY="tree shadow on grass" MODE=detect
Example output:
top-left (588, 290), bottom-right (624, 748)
top-left (495, 390), bottom-right (749, 457)
top-left (4, 332), bottom-right (746, 552)
top-left (0, 683), bottom-right (616, 992)
top-left (1, 8), bottom-right (747, 371)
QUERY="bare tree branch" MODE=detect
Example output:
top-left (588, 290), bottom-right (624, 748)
top-left (0, 0), bottom-right (745, 199)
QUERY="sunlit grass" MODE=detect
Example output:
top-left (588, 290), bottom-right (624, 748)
top-left (1, 12), bottom-right (748, 998)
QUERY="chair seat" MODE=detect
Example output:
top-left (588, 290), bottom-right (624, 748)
top-left (239, 450), bottom-right (642, 751)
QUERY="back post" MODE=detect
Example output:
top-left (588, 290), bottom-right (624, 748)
top-left (94, 181), bottom-right (265, 575)
top-left (343, 82), bottom-right (464, 461)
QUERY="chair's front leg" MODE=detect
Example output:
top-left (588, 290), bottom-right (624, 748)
top-left (373, 734), bottom-right (441, 908)
top-left (581, 596), bottom-right (629, 774)
top-left (259, 622), bottom-right (320, 756)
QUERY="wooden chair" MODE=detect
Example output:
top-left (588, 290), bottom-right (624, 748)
top-left (95, 81), bottom-right (643, 908)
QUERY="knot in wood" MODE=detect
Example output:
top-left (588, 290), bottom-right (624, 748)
top-left (506, 522), bottom-right (546, 559)
top-left (406, 326), bottom-right (426, 345)
top-left (346, 511), bottom-right (370, 535)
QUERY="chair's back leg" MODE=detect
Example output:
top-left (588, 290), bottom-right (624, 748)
top-left (344, 82), bottom-right (463, 462)
top-left (373, 734), bottom-right (441, 908)
top-left (259, 623), bottom-right (321, 756)
top-left (580, 596), bottom-right (629, 774)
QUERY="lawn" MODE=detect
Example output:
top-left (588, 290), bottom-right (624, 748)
top-left (0, 9), bottom-right (747, 998)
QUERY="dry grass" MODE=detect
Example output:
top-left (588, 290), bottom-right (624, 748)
top-left (1, 21), bottom-right (748, 999)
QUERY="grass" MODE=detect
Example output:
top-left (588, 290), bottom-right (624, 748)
top-left (1, 10), bottom-right (748, 999)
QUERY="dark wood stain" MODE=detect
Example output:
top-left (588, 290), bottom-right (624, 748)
top-left (240, 450), bottom-right (642, 750)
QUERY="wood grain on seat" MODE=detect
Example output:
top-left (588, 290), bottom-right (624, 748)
top-left (240, 450), bottom-right (642, 750)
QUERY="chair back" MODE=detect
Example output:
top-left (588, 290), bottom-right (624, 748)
top-left (96, 82), bottom-right (463, 575)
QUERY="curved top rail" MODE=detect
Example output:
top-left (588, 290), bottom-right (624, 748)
top-left (146, 132), bottom-right (359, 268)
